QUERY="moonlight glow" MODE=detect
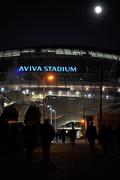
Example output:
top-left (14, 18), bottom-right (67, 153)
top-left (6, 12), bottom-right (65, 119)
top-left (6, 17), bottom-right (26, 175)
top-left (94, 6), bottom-right (102, 14)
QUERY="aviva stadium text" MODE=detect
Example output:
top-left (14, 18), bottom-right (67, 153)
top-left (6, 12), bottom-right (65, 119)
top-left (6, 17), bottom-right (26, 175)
top-left (18, 66), bottom-right (77, 72)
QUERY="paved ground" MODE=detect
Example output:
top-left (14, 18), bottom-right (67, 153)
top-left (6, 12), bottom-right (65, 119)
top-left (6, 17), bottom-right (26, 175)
top-left (0, 140), bottom-right (120, 179)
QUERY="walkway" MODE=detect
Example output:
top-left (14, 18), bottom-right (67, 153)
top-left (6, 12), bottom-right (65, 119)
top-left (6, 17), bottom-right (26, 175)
top-left (0, 140), bottom-right (120, 179)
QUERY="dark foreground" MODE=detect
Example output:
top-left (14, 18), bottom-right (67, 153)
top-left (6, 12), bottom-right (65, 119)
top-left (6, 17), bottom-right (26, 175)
top-left (0, 141), bottom-right (120, 180)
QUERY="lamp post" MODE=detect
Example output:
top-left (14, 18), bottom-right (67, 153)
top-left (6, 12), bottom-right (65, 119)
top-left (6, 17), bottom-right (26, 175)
top-left (52, 109), bottom-right (57, 132)
top-left (42, 74), bottom-right (55, 123)
top-left (42, 76), bottom-right (46, 123)
top-left (46, 74), bottom-right (55, 125)
top-left (32, 73), bottom-right (55, 123)
top-left (99, 62), bottom-right (103, 129)
top-left (47, 105), bottom-right (53, 125)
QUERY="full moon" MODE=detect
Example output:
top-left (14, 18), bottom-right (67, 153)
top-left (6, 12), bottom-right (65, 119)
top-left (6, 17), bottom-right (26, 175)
top-left (94, 6), bottom-right (102, 14)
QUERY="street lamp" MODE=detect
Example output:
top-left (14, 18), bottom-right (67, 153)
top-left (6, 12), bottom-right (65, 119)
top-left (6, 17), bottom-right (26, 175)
top-left (52, 109), bottom-right (57, 132)
top-left (47, 74), bottom-right (55, 81)
top-left (45, 74), bottom-right (55, 124)
top-left (41, 76), bottom-right (46, 123)
top-left (99, 62), bottom-right (103, 129)
top-left (32, 73), bottom-right (55, 123)
top-left (47, 105), bottom-right (53, 125)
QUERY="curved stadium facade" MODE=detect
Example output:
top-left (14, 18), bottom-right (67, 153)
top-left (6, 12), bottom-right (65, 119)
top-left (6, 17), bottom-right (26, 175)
top-left (0, 47), bottom-right (120, 130)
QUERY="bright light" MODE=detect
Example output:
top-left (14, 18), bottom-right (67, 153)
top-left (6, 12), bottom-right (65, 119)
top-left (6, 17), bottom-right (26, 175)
top-left (94, 5), bottom-right (102, 14)
top-left (47, 105), bottom-right (50, 108)
top-left (32, 91), bottom-right (35, 95)
top-left (15, 86), bottom-right (19, 90)
top-left (88, 94), bottom-right (91, 98)
top-left (47, 75), bottom-right (54, 81)
top-left (22, 90), bottom-right (25, 94)
top-left (26, 89), bottom-right (29, 94)
top-left (48, 91), bottom-right (53, 95)
top-left (58, 90), bottom-right (62, 96)
top-left (106, 95), bottom-right (109, 100)
top-left (76, 91), bottom-right (79, 95)
top-left (85, 86), bottom-right (89, 91)
top-left (117, 88), bottom-right (120, 92)
top-left (102, 86), bottom-right (105, 91)
top-left (81, 119), bottom-right (85, 123)
top-left (1, 87), bottom-right (5, 92)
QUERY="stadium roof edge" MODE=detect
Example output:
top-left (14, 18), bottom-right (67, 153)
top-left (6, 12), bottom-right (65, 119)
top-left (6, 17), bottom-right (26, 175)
top-left (0, 45), bottom-right (119, 55)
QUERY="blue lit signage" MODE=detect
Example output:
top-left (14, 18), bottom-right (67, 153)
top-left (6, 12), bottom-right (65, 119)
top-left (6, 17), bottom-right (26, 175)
top-left (18, 66), bottom-right (77, 73)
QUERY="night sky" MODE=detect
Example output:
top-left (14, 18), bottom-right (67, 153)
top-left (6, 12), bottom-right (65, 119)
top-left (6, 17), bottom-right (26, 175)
top-left (0, 1), bottom-right (120, 51)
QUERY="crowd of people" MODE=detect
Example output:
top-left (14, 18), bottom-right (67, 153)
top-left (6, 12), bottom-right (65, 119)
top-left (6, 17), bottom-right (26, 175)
top-left (85, 121), bottom-right (120, 155)
top-left (0, 104), bottom-right (120, 163)
top-left (0, 105), bottom-right (55, 163)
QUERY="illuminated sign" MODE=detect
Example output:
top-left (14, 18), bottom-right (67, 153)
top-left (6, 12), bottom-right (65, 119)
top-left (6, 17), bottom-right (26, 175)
top-left (18, 66), bottom-right (77, 72)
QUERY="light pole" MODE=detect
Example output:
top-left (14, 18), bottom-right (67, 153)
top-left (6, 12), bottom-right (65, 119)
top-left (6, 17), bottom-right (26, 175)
top-left (46, 74), bottom-right (55, 125)
top-left (99, 62), bottom-right (103, 129)
top-left (52, 109), bottom-right (57, 132)
top-left (32, 73), bottom-right (46, 123)
top-left (47, 105), bottom-right (53, 125)
top-left (32, 73), bottom-right (55, 123)
top-left (42, 76), bottom-right (46, 123)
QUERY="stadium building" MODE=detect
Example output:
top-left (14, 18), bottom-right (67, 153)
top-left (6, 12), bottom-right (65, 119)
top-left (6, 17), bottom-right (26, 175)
top-left (0, 47), bottom-right (120, 132)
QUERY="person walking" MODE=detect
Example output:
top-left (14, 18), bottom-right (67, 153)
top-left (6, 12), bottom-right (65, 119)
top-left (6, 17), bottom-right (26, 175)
top-left (85, 121), bottom-right (97, 154)
top-left (98, 123), bottom-right (114, 155)
top-left (40, 119), bottom-right (55, 163)
top-left (69, 122), bottom-right (76, 146)
top-left (0, 105), bottom-right (19, 154)
top-left (61, 129), bottom-right (66, 144)
top-left (24, 105), bottom-right (41, 161)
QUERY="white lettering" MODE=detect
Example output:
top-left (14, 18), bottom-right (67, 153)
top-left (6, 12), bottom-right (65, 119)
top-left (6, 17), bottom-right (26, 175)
top-left (17, 65), bottom-right (78, 72)
top-left (44, 66), bottom-right (48, 71)
top-left (24, 66), bottom-right (29, 71)
top-left (57, 66), bottom-right (63, 72)
top-left (70, 67), bottom-right (77, 72)
top-left (48, 66), bottom-right (52, 71)
top-left (18, 66), bottom-right (24, 71)
top-left (37, 66), bottom-right (42, 71)
top-left (52, 66), bottom-right (57, 71)
top-left (32, 66), bottom-right (37, 71)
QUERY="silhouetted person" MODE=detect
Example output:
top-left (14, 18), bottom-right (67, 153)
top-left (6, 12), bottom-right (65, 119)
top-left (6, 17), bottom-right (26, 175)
top-left (55, 130), bottom-right (59, 144)
top-left (98, 124), bottom-right (114, 155)
top-left (24, 105), bottom-right (41, 161)
top-left (40, 119), bottom-right (55, 163)
top-left (61, 129), bottom-right (66, 144)
top-left (107, 124), bottom-right (114, 152)
top-left (69, 122), bottom-right (76, 146)
top-left (85, 121), bottom-right (97, 154)
top-left (0, 105), bottom-right (18, 153)
top-left (17, 122), bottom-right (25, 152)
top-left (98, 124), bottom-right (108, 155)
